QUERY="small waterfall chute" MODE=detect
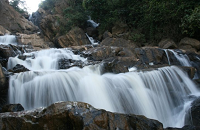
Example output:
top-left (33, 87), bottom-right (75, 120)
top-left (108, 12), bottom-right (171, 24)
top-left (0, 34), bottom-right (17, 45)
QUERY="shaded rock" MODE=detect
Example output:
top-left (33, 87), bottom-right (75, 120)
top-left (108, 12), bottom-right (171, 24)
top-left (101, 37), bottom-right (137, 48)
top-left (158, 39), bottom-right (177, 49)
top-left (0, 64), bottom-right (8, 107)
top-left (0, 0), bottom-right (38, 34)
top-left (0, 44), bottom-right (17, 58)
top-left (112, 22), bottom-right (129, 39)
top-left (102, 30), bottom-right (112, 40)
top-left (86, 27), bottom-right (98, 39)
top-left (165, 125), bottom-right (196, 130)
top-left (57, 27), bottom-right (90, 48)
top-left (9, 64), bottom-right (29, 73)
top-left (16, 33), bottom-right (54, 50)
top-left (0, 64), bottom-right (6, 87)
top-left (0, 101), bottom-right (164, 130)
top-left (1, 104), bottom-right (24, 113)
top-left (190, 97), bottom-right (200, 128)
top-left (179, 37), bottom-right (200, 52)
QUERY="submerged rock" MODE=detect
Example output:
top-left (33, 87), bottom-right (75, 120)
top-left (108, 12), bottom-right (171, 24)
top-left (0, 101), bottom-right (164, 130)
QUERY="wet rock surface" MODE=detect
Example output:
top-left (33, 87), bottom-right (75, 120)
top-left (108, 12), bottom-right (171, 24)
top-left (8, 64), bottom-right (29, 73)
top-left (1, 104), bottom-right (24, 113)
top-left (0, 101), bottom-right (164, 130)
top-left (190, 97), bottom-right (200, 128)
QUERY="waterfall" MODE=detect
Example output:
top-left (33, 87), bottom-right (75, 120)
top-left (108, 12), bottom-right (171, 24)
top-left (7, 48), bottom-right (87, 71)
top-left (0, 34), bottom-right (17, 45)
top-left (85, 33), bottom-right (99, 45)
top-left (8, 48), bottom-right (200, 128)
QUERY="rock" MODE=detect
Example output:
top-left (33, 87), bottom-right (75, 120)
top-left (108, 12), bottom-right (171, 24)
top-left (0, 25), bottom-right (10, 35)
top-left (0, 64), bottom-right (6, 87)
top-left (84, 46), bottom-right (117, 61)
top-left (57, 27), bottom-right (90, 48)
top-left (40, 14), bottom-right (62, 41)
top-left (86, 27), bottom-right (98, 39)
top-left (29, 8), bottom-right (46, 29)
top-left (0, 45), bottom-right (17, 58)
top-left (179, 37), bottom-right (200, 52)
top-left (134, 47), bottom-right (168, 66)
top-left (180, 66), bottom-right (196, 79)
top-left (9, 64), bottom-right (29, 73)
top-left (101, 37), bottom-right (137, 48)
top-left (16, 33), bottom-right (54, 50)
top-left (0, 0), bottom-right (38, 34)
top-left (190, 97), bottom-right (200, 128)
top-left (0, 101), bottom-right (164, 130)
top-left (0, 64), bottom-right (8, 107)
top-left (1, 104), bottom-right (24, 113)
top-left (102, 30), bottom-right (112, 40)
top-left (112, 22), bottom-right (129, 39)
top-left (158, 39), bottom-right (177, 49)
top-left (165, 125), bottom-right (196, 130)
top-left (58, 59), bottom-right (84, 69)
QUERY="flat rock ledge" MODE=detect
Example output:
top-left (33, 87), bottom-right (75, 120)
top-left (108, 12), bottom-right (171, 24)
top-left (0, 101), bottom-right (164, 130)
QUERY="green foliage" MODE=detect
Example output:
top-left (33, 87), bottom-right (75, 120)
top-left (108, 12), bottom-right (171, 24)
top-left (39, 0), bottom-right (56, 10)
top-left (63, 0), bottom-right (88, 32)
top-left (84, 0), bottom-right (200, 42)
top-left (181, 6), bottom-right (200, 37)
top-left (9, 0), bottom-right (27, 14)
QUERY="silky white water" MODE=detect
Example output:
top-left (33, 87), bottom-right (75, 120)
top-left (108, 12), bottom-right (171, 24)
top-left (8, 48), bottom-right (200, 128)
top-left (0, 35), bottom-right (17, 45)
top-left (7, 48), bottom-right (87, 71)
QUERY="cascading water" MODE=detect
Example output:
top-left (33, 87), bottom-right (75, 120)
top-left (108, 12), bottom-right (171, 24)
top-left (7, 48), bottom-right (87, 70)
top-left (8, 48), bottom-right (200, 128)
top-left (0, 34), bottom-right (17, 45)
top-left (164, 49), bottom-right (200, 79)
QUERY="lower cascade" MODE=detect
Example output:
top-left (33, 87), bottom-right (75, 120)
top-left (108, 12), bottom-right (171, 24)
top-left (8, 48), bottom-right (200, 128)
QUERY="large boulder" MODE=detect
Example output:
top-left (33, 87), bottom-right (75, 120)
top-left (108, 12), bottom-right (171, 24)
top-left (0, 101), bottom-right (164, 130)
top-left (158, 39), bottom-right (177, 49)
top-left (179, 37), bottom-right (200, 52)
top-left (0, 0), bottom-right (38, 34)
top-left (56, 27), bottom-right (90, 48)
top-left (16, 33), bottom-right (54, 50)
top-left (0, 45), bottom-right (17, 58)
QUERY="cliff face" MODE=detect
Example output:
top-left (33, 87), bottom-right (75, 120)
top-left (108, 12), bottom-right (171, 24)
top-left (0, 0), bottom-right (38, 34)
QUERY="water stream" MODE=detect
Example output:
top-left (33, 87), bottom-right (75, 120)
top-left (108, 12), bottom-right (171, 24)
top-left (4, 35), bottom-right (200, 128)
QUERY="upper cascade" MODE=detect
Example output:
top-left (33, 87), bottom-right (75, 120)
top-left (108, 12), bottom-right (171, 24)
top-left (0, 35), bottom-right (17, 45)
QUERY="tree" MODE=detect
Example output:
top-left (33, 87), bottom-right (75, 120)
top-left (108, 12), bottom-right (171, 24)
top-left (9, 0), bottom-right (27, 13)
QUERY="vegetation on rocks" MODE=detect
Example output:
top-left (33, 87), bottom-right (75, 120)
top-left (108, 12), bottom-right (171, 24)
top-left (84, 0), bottom-right (200, 42)
top-left (9, 0), bottom-right (27, 14)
